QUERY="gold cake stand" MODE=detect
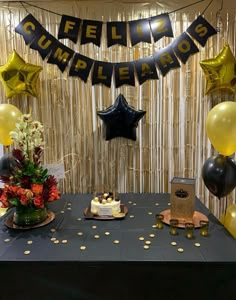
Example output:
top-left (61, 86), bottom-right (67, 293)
top-left (160, 209), bottom-right (208, 228)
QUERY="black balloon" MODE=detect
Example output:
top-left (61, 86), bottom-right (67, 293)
top-left (202, 154), bottom-right (236, 198)
top-left (0, 153), bottom-right (15, 177)
top-left (97, 94), bottom-right (146, 141)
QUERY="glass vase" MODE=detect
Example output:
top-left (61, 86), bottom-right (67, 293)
top-left (13, 206), bottom-right (48, 226)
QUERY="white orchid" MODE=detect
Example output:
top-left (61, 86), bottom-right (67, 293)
top-left (10, 114), bottom-right (45, 159)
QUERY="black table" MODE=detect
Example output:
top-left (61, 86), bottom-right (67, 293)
top-left (0, 193), bottom-right (236, 300)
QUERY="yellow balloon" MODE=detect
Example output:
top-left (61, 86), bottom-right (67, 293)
top-left (0, 50), bottom-right (42, 98)
top-left (223, 204), bottom-right (236, 238)
top-left (0, 104), bottom-right (22, 146)
top-left (200, 44), bottom-right (236, 94)
top-left (206, 101), bottom-right (236, 156)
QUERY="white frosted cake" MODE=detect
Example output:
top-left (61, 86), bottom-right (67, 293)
top-left (91, 193), bottom-right (121, 216)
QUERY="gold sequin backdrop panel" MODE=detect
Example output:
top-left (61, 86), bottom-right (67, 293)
top-left (0, 1), bottom-right (235, 218)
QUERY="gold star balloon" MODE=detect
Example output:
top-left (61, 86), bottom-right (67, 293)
top-left (0, 50), bottom-right (42, 98)
top-left (200, 44), bottom-right (236, 94)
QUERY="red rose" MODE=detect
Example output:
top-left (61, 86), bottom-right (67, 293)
top-left (0, 194), bottom-right (10, 208)
top-left (48, 186), bottom-right (60, 202)
top-left (33, 195), bottom-right (44, 208)
top-left (20, 194), bottom-right (28, 206)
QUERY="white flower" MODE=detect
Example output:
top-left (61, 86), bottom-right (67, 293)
top-left (10, 114), bottom-right (45, 159)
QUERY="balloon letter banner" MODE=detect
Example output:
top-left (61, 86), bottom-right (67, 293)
top-left (58, 15), bottom-right (81, 44)
top-left (129, 19), bottom-right (151, 46)
top-left (154, 46), bottom-right (180, 76)
top-left (200, 44), bottom-right (236, 94)
top-left (92, 61), bottom-right (113, 87)
top-left (69, 53), bottom-right (94, 82)
top-left (186, 15), bottom-right (217, 47)
top-left (47, 43), bottom-right (74, 72)
top-left (114, 62), bottom-right (135, 88)
top-left (172, 32), bottom-right (199, 64)
top-left (107, 21), bottom-right (127, 47)
top-left (206, 101), bottom-right (236, 156)
top-left (202, 154), bottom-right (236, 198)
top-left (0, 104), bottom-right (22, 146)
top-left (30, 30), bottom-right (57, 60)
top-left (80, 20), bottom-right (103, 47)
top-left (149, 14), bottom-right (173, 42)
top-left (15, 14), bottom-right (43, 45)
top-left (135, 56), bottom-right (159, 85)
top-left (97, 94), bottom-right (146, 141)
top-left (15, 13), bottom-right (217, 87)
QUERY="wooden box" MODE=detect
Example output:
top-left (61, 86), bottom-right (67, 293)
top-left (170, 177), bottom-right (195, 222)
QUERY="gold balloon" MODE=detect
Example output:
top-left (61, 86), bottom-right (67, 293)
top-left (223, 204), bottom-right (236, 238)
top-left (0, 50), bottom-right (42, 98)
top-left (200, 44), bottom-right (236, 94)
top-left (0, 103), bottom-right (22, 146)
top-left (206, 101), bottom-right (236, 156)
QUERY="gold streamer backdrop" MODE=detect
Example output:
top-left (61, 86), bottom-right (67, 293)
top-left (0, 0), bottom-right (235, 218)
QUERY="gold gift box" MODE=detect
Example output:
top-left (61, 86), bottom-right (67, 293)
top-left (170, 177), bottom-right (195, 222)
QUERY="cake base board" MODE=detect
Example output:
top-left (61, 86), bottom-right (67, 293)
top-left (84, 205), bottom-right (128, 220)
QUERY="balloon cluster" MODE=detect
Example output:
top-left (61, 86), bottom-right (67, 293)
top-left (202, 101), bottom-right (236, 198)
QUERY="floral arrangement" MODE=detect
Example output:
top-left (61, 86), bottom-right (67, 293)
top-left (0, 114), bottom-right (60, 209)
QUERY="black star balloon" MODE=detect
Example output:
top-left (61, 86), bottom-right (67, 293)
top-left (97, 94), bottom-right (146, 141)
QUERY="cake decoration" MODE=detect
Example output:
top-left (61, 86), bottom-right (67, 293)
top-left (90, 192), bottom-right (121, 216)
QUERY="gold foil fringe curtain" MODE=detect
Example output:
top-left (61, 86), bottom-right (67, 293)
top-left (0, 1), bottom-right (235, 218)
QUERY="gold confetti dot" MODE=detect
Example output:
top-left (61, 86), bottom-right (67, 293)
top-left (27, 241), bottom-right (33, 245)
top-left (133, 203), bottom-right (137, 206)
top-left (67, 203), bottom-right (71, 206)
top-left (155, 203), bottom-right (159, 206)
top-left (105, 232), bottom-right (110, 236)
top-left (94, 235), bottom-right (100, 239)
top-left (149, 234), bottom-right (155, 238)
top-left (152, 224), bottom-right (157, 228)
top-left (77, 218), bottom-right (82, 221)
top-left (50, 228), bottom-right (56, 232)
top-left (145, 241), bottom-right (151, 245)
top-left (144, 245), bottom-right (149, 250)
top-left (92, 225), bottom-right (97, 229)
top-left (60, 210), bottom-right (65, 213)
top-left (4, 238), bottom-right (10, 242)
top-left (114, 240), bottom-right (120, 244)
top-left (24, 250), bottom-right (31, 255)
top-left (62, 240), bottom-right (68, 244)
top-left (129, 215), bottom-right (135, 218)
top-left (194, 242), bottom-right (201, 247)
top-left (177, 248), bottom-right (184, 253)
top-left (77, 232), bottom-right (83, 236)
top-left (67, 207), bottom-right (71, 210)
top-left (128, 201), bottom-right (132, 204)
top-left (168, 203), bottom-right (171, 206)
top-left (148, 212), bottom-right (153, 215)
top-left (139, 237), bottom-right (145, 241)
top-left (171, 242), bottom-right (177, 246)
top-left (54, 240), bottom-right (60, 244)
top-left (80, 246), bottom-right (86, 250)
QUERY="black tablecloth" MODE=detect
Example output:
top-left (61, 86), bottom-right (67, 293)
top-left (0, 193), bottom-right (236, 300)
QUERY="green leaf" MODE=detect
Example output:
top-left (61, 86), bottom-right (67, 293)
top-left (9, 198), bottom-right (21, 206)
